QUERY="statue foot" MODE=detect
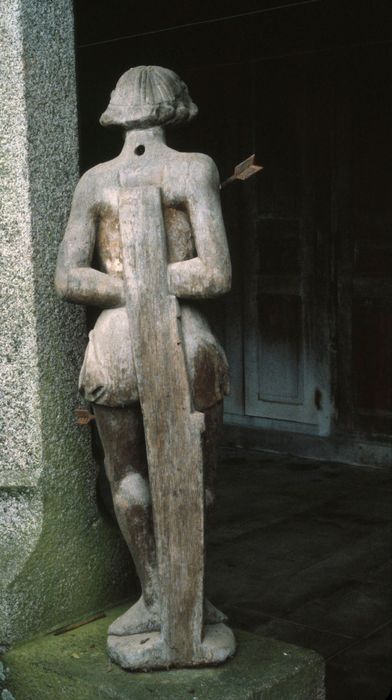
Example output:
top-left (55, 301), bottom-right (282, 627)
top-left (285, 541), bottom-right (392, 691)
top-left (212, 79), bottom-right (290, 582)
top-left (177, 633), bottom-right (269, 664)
top-left (205, 599), bottom-right (227, 624)
top-left (108, 624), bottom-right (236, 670)
top-left (108, 597), bottom-right (226, 637)
top-left (108, 597), bottom-right (160, 636)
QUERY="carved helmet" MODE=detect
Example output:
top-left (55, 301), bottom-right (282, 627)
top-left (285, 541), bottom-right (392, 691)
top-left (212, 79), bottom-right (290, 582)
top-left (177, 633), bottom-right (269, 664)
top-left (100, 65), bottom-right (198, 130)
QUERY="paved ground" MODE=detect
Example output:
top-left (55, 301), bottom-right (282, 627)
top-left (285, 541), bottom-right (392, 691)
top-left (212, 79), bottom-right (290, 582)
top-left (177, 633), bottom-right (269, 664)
top-left (207, 449), bottom-right (392, 700)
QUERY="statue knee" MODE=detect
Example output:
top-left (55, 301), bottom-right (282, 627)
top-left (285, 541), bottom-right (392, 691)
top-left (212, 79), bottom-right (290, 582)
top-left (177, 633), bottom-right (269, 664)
top-left (114, 472), bottom-right (151, 512)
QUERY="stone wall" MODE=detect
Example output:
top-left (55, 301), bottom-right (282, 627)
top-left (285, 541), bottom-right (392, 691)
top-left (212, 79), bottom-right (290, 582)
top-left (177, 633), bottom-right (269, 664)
top-left (0, 0), bottom-right (133, 646)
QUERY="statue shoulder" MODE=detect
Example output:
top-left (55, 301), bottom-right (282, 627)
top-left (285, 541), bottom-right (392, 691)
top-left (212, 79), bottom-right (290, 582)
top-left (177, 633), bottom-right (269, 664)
top-left (72, 162), bottom-right (111, 202)
top-left (190, 153), bottom-right (219, 187)
top-left (173, 151), bottom-right (220, 188)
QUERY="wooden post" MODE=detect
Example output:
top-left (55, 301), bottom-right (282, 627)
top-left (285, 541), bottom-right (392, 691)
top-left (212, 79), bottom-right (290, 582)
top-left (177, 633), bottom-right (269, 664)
top-left (118, 185), bottom-right (205, 665)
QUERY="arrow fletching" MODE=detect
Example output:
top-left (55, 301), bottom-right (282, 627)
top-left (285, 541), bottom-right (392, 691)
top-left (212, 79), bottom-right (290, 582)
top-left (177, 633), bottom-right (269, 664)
top-left (75, 408), bottom-right (95, 425)
top-left (221, 154), bottom-right (263, 189)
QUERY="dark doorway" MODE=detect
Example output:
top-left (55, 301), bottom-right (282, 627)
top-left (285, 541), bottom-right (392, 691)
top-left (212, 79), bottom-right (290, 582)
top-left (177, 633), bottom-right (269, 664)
top-left (73, 1), bottom-right (392, 462)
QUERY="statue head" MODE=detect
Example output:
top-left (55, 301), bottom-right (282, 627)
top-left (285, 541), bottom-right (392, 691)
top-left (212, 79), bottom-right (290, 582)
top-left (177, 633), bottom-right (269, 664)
top-left (100, 66), bottom-right (198, 131)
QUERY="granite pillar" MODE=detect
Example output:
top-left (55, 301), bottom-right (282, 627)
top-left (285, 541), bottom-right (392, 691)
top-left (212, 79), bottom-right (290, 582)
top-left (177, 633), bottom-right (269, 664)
top-left (0, 0), bottom-right (133, 646)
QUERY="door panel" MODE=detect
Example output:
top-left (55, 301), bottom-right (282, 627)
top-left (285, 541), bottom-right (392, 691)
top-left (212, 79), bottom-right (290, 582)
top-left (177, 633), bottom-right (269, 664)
top-left (257, 294), bottom-right (303, 405)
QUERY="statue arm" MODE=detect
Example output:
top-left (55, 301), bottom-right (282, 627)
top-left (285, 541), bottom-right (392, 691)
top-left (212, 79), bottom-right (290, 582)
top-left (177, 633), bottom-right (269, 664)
top-left (55, 173), bottom-right (124, 308)
top-left (167, 156), bottom-right (231, 299)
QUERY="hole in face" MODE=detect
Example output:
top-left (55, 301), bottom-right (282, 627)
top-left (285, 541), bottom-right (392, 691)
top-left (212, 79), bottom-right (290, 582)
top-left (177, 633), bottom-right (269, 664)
top-left (134, 144), bottom-right (145, 156)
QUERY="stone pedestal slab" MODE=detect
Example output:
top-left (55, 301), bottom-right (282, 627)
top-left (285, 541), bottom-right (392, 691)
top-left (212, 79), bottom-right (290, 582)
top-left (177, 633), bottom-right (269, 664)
top-left (2, 604), bottom-right (325, 699)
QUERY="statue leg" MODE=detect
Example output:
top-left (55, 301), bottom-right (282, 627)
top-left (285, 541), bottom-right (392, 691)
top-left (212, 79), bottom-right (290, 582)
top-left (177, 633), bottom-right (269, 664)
top-left (94, 400), bottom-right (226, 633)
top-left (203, 400), bottom-right (223, 513)
top-left (93, 403), bottom-right (160, 636)
top-left (202, 401), bottom-right (228, 625)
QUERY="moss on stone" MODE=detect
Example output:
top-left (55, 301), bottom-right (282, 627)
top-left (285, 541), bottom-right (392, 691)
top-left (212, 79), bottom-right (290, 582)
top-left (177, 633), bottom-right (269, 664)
top-left (2, 604), bottom-right (325, 699)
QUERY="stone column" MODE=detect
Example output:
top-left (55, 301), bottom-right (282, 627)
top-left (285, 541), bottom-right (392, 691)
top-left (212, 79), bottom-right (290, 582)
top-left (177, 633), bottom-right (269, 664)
top-left (0, 0), bottom-right (133, 645)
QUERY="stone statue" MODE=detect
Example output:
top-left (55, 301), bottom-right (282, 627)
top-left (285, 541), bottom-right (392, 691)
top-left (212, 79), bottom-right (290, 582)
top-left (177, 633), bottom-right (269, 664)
top-left (55, 65), bottom-right (235, 669)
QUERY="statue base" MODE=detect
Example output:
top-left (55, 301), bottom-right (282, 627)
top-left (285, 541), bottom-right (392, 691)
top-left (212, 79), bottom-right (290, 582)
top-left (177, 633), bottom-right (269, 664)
top-left (107, 622), bottom-right (236, 670)
top-left (2, 603), bottom-right (325, 699)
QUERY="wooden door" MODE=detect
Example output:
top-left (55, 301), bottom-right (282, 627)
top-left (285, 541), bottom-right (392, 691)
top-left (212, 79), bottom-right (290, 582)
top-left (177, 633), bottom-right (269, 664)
top-left (336, 44), bottom-right (392, 439)
top-left (243, 57), bottom-right (333, 435)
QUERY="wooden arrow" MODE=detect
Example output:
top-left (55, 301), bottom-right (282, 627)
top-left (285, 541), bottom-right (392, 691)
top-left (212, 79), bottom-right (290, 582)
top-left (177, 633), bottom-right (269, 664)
top-left (75, 408), bottom-right (95, 425)
top-left (220, 153), bottom-right (263, 189)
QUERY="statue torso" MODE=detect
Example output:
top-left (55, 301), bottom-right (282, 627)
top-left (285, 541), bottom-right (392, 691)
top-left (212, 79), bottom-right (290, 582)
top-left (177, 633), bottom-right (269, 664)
top-left (90, 147), bottom-right (197, 278)
top-left (78, 145), bottom-right (230, 410)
